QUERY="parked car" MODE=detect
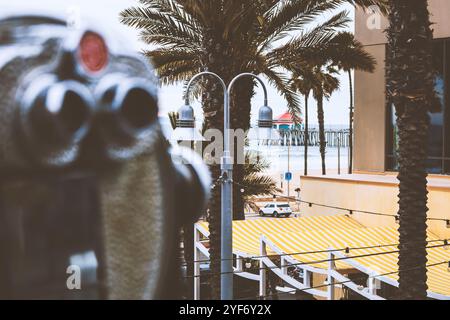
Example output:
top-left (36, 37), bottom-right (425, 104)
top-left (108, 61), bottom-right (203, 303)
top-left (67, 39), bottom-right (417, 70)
top-left (259, 203), bottom-right (293, 218)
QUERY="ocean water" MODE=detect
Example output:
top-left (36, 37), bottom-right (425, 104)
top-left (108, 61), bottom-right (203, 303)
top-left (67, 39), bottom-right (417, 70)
top-left (246, 144), bottom-right (350, 174)
top-left (161, 117), bottom-right (350, 174)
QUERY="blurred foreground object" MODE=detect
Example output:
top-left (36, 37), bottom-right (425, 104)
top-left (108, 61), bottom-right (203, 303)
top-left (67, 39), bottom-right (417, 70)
top-left (0, 14), bottom-right (210, 300)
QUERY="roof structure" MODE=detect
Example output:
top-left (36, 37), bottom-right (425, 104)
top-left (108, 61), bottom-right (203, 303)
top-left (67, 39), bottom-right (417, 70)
top-left (274, 112), bottom-right (302, 125)
top-left (195, 215), bottom-right (450, 300)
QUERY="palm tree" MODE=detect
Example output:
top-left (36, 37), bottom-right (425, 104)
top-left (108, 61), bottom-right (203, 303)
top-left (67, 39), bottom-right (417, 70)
top-left (291, 32), bottom-right (376, 176)
top-left (120, 0), bottom-right (387, 210)
top-left (121, 0), bottom-right (389, 299)
top-left (242, 152), bottom-right (282, 207)
top-left (321, 32), bottom-right (376, 174)
top-left (312, 65), bottom-right (340, 175)
top-left (290, 68), bottom-right (314, 176)
top-left (386, 0), bottom-right (440, 299)
top-left (293, 65), bottom-right (340, 176)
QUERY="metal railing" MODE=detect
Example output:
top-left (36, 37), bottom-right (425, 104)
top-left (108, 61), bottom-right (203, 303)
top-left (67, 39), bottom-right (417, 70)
top-left (277, 129), bottom-right (350, 148)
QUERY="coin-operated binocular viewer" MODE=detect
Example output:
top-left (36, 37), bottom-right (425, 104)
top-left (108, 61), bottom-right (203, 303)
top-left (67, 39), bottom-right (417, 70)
top-left (0, 15), bottom-right (210, 300)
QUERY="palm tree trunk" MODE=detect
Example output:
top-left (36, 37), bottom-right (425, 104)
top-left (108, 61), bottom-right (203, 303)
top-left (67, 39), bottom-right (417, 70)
top-left (231, 77), bottom-right (254, 221)
top-left (317, 95), bottom-right (326, 175)
top-left (205, 164), bottom-right (222, 300)
top-left (201, 27), bottom-right (231, 300)
top-left (232, 166), bottom-right (245, 221)
top-left (304, 94), bottom-right (309, 176)
top-left (203, 84), bottom-right (224, 300)
top-left (386, 0), bottom-right (436, 300)
top-left (348, 70), bottom-right (354, 174)
top-left (395, 103), bottom-right (430, 300)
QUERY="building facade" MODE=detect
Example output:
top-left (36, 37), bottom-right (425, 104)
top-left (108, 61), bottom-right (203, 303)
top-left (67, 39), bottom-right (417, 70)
top-left (354, 0), bottom-right (450, 174)
top-left (300, 2), bottom-right (450, 239)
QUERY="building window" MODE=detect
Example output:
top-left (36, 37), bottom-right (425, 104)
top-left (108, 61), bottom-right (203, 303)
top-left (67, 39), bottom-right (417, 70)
top-left (386, 39), bottom-right (450, 175)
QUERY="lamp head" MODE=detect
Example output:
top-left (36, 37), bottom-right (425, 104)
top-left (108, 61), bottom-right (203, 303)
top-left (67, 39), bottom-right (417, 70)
top-left (248, 105), bottom-right (280, 142)
top-left (177, 104), bottom-right (195, 128)
top-left (171, 104), bottom-right (204, 142)
top-left (258, 105), bottom-right (274, 129)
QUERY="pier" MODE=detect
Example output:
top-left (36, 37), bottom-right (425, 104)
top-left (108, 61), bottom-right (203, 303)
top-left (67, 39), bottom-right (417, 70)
top-left (277, 129), bottom-right (350, 148)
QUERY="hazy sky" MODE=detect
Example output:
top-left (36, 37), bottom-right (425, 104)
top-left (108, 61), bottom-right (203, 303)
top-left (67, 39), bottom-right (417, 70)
top-left (1, 0), bottom-right (355, 126)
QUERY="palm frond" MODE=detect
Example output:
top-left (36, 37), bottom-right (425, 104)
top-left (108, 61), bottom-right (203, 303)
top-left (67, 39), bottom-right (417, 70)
top-left (242, 151), bottom-right (281, 198)
top-left (242, 174), bottom-right (281, 198)
top-left (262, 67), bottom-right (302, 124)
top-left (176, 0), bottom-right (223, 28)
top-left (137, 0), bottom-right (201, 30)
top-left (120, 5), bottom-right (201, 46)
top-left (259, 0), bottom-right (344, 52)
top-left (145, 48), bottom-right (200, 67)
top-left (321, 71), bottom-right (341, 99)
top-left (325, 32), bottom-right (376, 72)
top-left (266, 10), bottom-right (351, 69)
top-left (139, 29), bottom-right (201, 50)
top-left (145, 48), bottom-right (202, 85)
top-left (345, 0), bottom-right (389, 14)
top-left (245, 152), bottom-right (271, 175)
top-left (291, 63), bottom-right (340, 102)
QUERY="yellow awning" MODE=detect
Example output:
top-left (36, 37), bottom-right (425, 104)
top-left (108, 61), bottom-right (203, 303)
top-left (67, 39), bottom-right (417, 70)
top-left (197, 215), bottom-right (363, 256)
top-left (266, 227), bottom-right (450, 297)
top-left (196, 215), bottom-right (450, 298)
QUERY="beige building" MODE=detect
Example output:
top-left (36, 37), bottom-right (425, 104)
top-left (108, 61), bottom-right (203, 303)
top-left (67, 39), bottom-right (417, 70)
top-left (300, 2), bottom-right (450, 238)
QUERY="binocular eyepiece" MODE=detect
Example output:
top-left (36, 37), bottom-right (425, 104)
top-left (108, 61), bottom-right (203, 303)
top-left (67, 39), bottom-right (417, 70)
top-left (19, 75), bottom-right (94, 166)
top-left (104, 79), bottom-right (158, 131)
top-left (95, 76), bottom-right (159, 161)
top-left (17, 72), bottom-right (159, 167)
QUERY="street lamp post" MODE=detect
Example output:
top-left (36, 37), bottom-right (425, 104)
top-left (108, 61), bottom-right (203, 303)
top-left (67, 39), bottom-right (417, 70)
top-left (175, 72), bottom-right (277, 300)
